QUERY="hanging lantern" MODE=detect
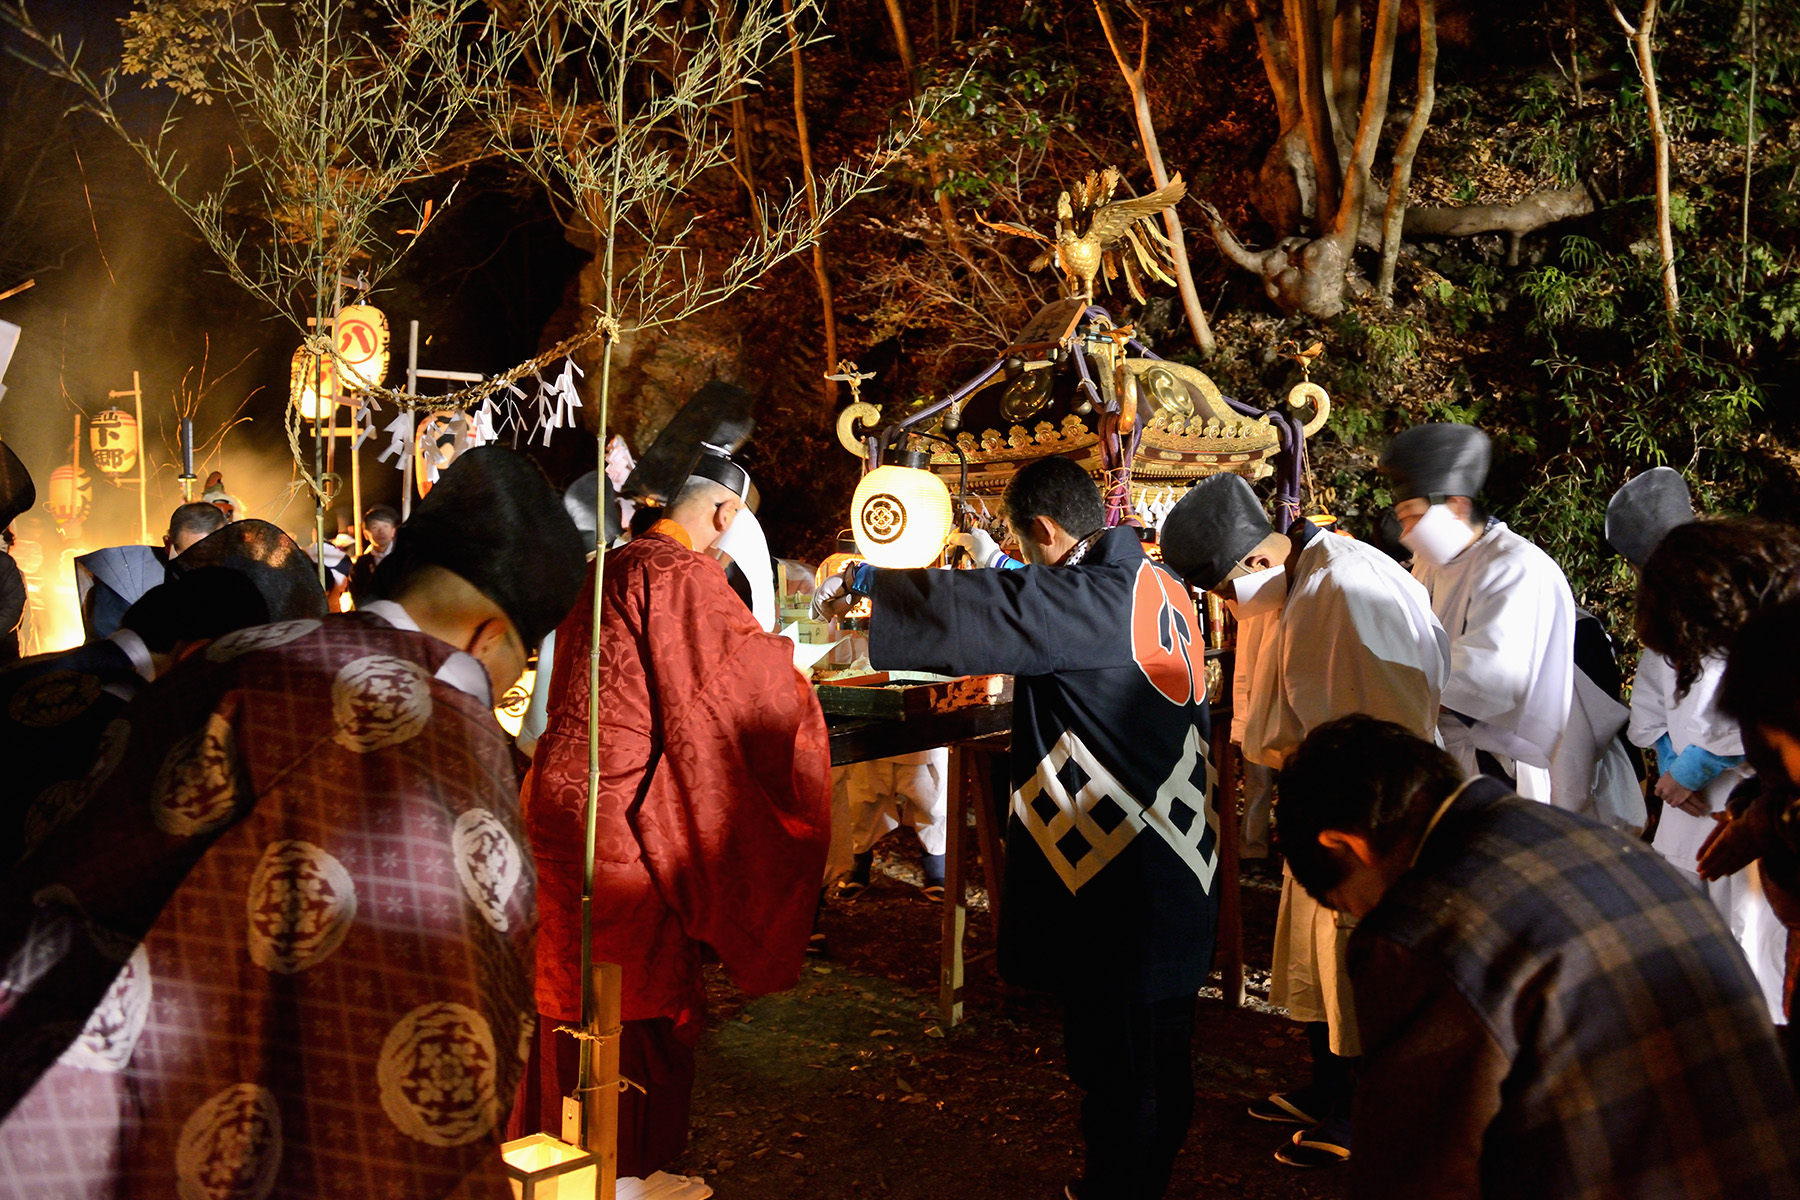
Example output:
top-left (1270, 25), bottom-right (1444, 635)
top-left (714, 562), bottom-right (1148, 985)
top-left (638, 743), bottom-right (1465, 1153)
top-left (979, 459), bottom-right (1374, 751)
top-left (88, 408), bottom-right (139, 478)
top-left (494, 667), bottom-right (536, 739)
top-left (45, 465), bottom-right (92, 527)
top-left (290, 346), bottom-right (339, 420)
top-left (499, 1132), bottom-right (597, 1199)
top-left (851, 451), bottom-right (955, 568)
top-left (334, 303), bottom-right (390, 391)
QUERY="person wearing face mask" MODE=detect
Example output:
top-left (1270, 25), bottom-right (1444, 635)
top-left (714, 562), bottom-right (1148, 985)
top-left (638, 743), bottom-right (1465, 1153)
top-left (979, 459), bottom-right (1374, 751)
top-left (0, 445), bottom-right (586, 1199)
top-left (1381, 423), bottom-right (1577, 804)
top-left (1160, 472), bottom-right (1448, 1170)
top-left (1273, 715), bottom-right (1800, 1198)
top-left (819, 454), bottom-right (1216, 1200)
top-left (514, 383), bottom-right (831, 1189)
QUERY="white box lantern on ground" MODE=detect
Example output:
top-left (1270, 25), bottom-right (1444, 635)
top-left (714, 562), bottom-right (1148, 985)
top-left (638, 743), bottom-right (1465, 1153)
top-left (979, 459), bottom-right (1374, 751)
top-left (501, 1132), bottom-right (599, 1200)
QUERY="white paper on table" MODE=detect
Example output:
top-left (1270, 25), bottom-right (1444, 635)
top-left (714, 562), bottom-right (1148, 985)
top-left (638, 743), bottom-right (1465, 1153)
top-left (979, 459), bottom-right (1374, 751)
top-left (780, 620), bottom-right (843, 672)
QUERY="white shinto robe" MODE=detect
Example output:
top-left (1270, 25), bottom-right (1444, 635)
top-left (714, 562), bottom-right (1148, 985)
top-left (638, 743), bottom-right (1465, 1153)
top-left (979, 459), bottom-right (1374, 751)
top-left (1242, 531), bottom-right (1450, 1055)
top-left (1629, 650), bottom-right (1789, 1021)
top-left (1413, 520), bottom-right (1575, 803)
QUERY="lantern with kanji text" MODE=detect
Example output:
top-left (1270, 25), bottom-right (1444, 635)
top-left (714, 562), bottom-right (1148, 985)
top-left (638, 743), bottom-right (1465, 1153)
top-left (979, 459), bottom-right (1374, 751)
top-left (89, 408), bottom-right (138, 478)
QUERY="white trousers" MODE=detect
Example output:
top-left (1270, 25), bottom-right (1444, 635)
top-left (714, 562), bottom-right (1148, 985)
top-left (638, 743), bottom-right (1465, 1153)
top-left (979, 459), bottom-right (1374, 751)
top-left (1269, 866), bottom-right (1361, 1056)
top-left (825, 749), bottom-right (949, 882)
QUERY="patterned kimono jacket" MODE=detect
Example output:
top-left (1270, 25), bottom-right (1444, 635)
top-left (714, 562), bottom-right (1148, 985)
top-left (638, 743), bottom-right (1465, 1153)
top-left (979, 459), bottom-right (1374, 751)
top-left (0, 611), bottom-right (535, 1199)
top-left (525, 530), bottom-right (832, 1035)
top-left (867, 527), bottom-right (1219, 1002)
top-left (0, 631), bottom-right (155, 856)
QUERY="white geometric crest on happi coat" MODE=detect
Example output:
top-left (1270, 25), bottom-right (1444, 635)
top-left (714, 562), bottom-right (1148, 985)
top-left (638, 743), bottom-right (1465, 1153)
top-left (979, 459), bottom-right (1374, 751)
top-left (1012, 725), bottom-right (1218, 894)
top-left (452, 808), bottom-right (524, 933)
top-left (175, 1081), bottom-right (284, 1200)
top-left (377, 1001), bottom-right (502, 1147)
top-left (246, 840), bottom-right (359, 974)
top-left (331, 654), bottom-right (433, 754)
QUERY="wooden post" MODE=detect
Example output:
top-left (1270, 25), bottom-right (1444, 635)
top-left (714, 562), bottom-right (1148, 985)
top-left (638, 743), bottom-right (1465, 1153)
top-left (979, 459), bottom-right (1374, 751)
top-left (939, 745), bottom-right (968, 1027)
top-left (969, 746), bottom-right (1006, 937)
top-left (403, 321), bottom-right (419, 520)
top-left (583, 961), bottom-right (622, 1200)
top-left (131, 372), bottom-right (146, 544)
top-left (1211, 725), bottom-right (1244, 1007)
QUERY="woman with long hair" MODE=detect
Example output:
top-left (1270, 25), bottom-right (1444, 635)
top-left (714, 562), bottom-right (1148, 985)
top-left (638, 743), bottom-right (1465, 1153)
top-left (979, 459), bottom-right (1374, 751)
top-left (1633, 517), bottom-right (1800, 1020)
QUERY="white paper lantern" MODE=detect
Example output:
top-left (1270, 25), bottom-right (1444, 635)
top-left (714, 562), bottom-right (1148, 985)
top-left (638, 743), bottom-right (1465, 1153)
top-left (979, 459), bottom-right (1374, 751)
top-left (851, 455), bottom-right (954, 568)
top-left (290, 347), bottom-right (338, 420)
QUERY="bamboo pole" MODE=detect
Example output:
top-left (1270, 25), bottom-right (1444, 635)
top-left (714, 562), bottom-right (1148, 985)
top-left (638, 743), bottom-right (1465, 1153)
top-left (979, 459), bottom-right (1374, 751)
top-left (132, 371), bottom-right (146, 543)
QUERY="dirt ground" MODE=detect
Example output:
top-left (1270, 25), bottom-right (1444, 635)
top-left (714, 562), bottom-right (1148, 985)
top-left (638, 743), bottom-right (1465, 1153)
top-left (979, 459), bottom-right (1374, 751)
top-left (667, 840), bottom-right (1345, 1200)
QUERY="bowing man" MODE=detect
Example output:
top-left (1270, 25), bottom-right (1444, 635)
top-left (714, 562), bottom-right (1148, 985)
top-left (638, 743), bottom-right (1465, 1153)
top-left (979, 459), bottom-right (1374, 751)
top-left (1160, 473), bottom-right (1448, 1169)
top-left (1380, 423), bottom-right (1577, 803)
top-left (819, 455), bottom-right (1217, 1200)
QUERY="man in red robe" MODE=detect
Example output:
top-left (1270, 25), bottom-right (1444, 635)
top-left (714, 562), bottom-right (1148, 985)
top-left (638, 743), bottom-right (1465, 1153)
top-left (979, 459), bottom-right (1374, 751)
top-left (516, 383), bottom-right (831, 1178)
top-left (0, 447), bottom-right (587, 1199)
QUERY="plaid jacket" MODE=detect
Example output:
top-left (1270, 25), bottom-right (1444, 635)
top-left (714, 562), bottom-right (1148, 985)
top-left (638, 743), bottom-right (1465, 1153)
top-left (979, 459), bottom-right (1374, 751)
top-left (1349, 776), bottom-right (1800, 1199)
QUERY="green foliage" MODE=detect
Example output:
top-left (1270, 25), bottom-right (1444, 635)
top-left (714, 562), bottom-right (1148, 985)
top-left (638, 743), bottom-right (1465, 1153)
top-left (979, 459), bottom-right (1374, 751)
top-left (913, 33), bottom-right (1081, 207)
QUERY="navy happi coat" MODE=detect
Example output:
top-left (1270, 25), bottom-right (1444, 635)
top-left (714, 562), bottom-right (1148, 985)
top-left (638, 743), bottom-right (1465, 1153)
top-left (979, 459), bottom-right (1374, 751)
top-left (869, 526), bottom-right (1219, 1001)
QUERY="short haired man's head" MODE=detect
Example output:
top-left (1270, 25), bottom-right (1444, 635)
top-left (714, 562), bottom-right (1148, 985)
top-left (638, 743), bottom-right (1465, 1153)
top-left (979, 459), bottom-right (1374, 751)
top-left (665, 474), bottom-right (741, 554)
top-left (1723, 598), bottom-right (1800, 791)
top-left (166, 502), bottom-right (228, 557)
top-left (1637, 517), bottom-right (1800, 699)
top-left (1276, 715), bottom-right (1465, 916)
top-left (1160, 473), bottom-right (1286, 594)
top-left (1003, 456), bottom-right (1105, 566)
top-left (363, 504), bottom-right (400, 550)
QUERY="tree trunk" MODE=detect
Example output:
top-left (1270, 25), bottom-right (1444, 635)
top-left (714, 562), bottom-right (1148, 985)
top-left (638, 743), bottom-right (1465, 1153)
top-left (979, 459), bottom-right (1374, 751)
top-left (1286, 0), bottom-right (1341, 227)
top-left (1327, 0), bottom-right (1402, 251)
top-left (1610, 0), bottom-right (1679, 322)
top-left (883, 0), bottom-right (971, 262)
top-left (1094, 0), bottom-right (1217, 355)
top-left (1328, 0), bottom-right (1362, 162)
top-left (783, 0), bottom-right (838, 404)
top-left (1378, 0), bottom-right (1436, 303)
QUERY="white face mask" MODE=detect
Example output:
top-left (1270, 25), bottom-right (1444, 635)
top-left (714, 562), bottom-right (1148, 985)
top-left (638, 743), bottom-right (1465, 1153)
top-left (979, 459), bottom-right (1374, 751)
top-left (1223, 563), bottom-right (1287, 620)
top-left (1401, 502), bottom-right (1477, 567)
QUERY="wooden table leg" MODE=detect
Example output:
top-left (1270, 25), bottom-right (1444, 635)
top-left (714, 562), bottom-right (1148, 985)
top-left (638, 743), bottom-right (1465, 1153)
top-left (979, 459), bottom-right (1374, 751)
top-left (969, 747), bottom-right (1005, 938)
top-left (1211, 725), bottom-right (1245, 1008)
top-left (939, 744), bottom-right (967, 1028)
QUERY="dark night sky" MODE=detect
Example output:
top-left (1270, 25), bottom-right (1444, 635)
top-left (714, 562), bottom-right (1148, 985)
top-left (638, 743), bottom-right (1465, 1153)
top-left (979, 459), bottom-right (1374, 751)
top-left (0, 0), bottom-right (589, 548)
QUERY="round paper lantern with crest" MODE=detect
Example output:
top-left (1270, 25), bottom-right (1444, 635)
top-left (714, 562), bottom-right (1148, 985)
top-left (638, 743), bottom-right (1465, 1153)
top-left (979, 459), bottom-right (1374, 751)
top-left (45, 465), bottom-right (93, 527)
top-left (334, 303), bottom-right (390, 391)
top-left (289, 346), bottom-right (339, 420)
top-left (851, 452), bottom-right (955, 568)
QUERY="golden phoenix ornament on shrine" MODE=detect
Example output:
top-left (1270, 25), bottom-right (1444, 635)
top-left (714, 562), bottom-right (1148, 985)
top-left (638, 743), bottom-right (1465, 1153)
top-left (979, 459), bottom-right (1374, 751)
top-left (981, 167), bottom-right (1186, 302)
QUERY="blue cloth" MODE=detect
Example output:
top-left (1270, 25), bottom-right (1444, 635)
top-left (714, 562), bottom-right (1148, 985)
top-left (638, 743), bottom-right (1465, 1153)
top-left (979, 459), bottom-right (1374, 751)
top-left (1667, 743), bottom-right (1744, 793)
top-left (995, 553), bottom-right (1026, 569)
top-left (847, 561), bottom-right (877, 596)
top-left (1654, 733), bottom-right (1675, 777)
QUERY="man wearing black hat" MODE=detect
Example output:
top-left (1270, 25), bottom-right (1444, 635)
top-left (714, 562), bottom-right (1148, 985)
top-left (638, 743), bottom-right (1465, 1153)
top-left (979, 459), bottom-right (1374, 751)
top-left (1380, 423), bottom-right (1578, 803)
top-left (821, 454), bottom-right (1217, 1200)
top-left (0, 519), bottom-right (326, 858)
top-left (1160, 471), bottom-right (1448, 1169)
top-left (518, 383), bottom-right (831, 1185)
top-left (0, 447), bottom-right (587, 1199)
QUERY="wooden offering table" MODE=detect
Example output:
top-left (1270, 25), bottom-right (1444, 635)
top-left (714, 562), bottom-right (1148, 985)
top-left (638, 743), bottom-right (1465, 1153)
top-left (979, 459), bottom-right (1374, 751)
top-left (819, 674), bottom-right (1011, 1027)
top-left (815, 661), bottom-right (1246, 1026)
